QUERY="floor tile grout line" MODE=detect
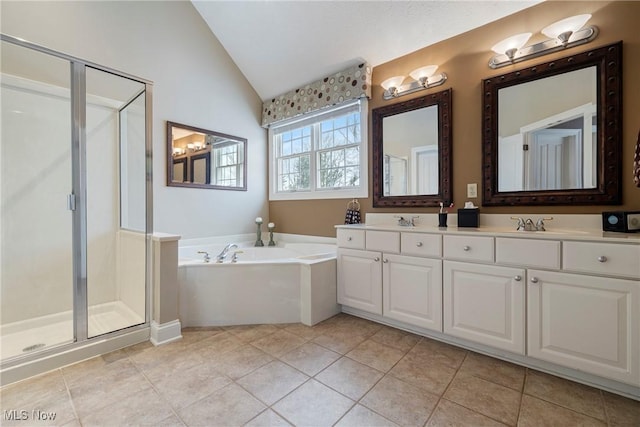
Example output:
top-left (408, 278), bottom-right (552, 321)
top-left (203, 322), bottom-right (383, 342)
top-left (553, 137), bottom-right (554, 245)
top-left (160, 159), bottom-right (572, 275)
top-left (59, 368), bottom-right (82, 427)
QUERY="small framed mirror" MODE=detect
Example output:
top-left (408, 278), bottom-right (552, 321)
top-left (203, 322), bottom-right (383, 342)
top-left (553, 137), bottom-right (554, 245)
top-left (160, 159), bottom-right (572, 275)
top-left (482, 42), bottom-right (622, 205)
top-left (167, 121), bottom-right (247, 190)
top-left (372, 89), bottom-right (452, 207)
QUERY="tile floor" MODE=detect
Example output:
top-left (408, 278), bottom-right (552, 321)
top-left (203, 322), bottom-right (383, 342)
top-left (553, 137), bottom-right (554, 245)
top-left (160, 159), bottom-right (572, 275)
top-left (1, 313), bottom-right (638, 426)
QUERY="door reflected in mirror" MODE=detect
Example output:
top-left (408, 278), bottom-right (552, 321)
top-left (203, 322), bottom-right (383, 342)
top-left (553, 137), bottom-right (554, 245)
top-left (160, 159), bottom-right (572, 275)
top-left (372, 89), bottom-right (452, 207)
top-left (383, 105), bottom-right (439, 196)
top-left (498, 66), bottom-right (596, 192)
top-left (167, 121), bottom-right (247, 190)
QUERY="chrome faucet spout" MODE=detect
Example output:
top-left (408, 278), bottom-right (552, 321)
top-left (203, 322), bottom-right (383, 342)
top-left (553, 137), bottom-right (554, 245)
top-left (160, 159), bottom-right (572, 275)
top-left (216, 243), bottom-right (238, 262)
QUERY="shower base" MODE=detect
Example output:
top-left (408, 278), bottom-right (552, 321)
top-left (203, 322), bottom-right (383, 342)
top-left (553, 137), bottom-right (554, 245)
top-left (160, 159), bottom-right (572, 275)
top-left (0, 301), bottom-right (143, 361)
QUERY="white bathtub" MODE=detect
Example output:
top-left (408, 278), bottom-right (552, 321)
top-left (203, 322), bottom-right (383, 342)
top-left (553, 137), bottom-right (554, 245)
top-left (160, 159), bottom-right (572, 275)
top-left (178, 237), bottom-right (340, 327)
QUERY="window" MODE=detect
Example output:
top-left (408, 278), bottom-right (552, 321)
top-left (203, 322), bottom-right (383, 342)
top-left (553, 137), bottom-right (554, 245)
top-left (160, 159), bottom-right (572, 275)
top-left (269, 99), bottom-right (368, 200)
top-left (212, 142), bottom-right (244, 187)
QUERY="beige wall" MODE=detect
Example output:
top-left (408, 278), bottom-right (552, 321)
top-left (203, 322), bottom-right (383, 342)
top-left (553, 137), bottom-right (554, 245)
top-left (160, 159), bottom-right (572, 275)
top-left (270, 1), bottom-right (640, 237)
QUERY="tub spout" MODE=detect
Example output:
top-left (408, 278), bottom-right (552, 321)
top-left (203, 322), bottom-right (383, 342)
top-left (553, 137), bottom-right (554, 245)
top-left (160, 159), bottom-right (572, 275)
top-left (216, 243), bottom-right (238, 262)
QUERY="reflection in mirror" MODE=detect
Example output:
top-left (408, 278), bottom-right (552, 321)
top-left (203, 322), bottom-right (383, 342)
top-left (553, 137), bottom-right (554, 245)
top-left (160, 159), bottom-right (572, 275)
top-left (482, 42), bottom-right (622, 206)
top-left (167, 121), bottom-right (247, 190)
top-left (498, 67), bottom-right (596, 192)
top-left (373, 89), bottom-right (452, 207)
top-left (383, 105), bottom-right (439, 196)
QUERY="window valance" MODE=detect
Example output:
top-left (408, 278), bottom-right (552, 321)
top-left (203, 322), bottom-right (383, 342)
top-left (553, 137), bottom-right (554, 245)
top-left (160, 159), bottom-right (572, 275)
top-left (261, 62), bottom-right (371, 128)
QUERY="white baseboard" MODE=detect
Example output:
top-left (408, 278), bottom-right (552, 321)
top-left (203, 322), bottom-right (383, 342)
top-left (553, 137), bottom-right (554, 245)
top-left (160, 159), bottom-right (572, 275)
top-left (150, 319), bottom-right (182, 346)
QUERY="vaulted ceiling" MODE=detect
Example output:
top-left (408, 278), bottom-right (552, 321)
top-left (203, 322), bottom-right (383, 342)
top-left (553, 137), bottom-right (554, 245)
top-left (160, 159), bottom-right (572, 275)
top-left (192, 1), bottom-right (541, 101)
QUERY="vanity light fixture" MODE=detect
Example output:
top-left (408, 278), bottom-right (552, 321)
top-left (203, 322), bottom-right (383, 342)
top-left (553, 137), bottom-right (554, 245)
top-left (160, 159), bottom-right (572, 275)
top-left (381, 66), bottom-right (447, 100)
top-left (488, 14), bottom-right (597, 69)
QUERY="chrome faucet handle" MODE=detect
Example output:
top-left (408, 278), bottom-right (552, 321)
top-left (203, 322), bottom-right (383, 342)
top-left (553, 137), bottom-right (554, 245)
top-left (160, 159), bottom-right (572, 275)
top-left (231, 250), bottom-right (244, 263)
top-left (409, 216), bottom-right (419, 226)
top-left (197, 251), bottom-right (211, 263)
top-left (535, 217), bottom-right (553, 231)
top-left (510, 216), bottom-right (526, 231)
top-left (524, 218), bottom-right (535, 231)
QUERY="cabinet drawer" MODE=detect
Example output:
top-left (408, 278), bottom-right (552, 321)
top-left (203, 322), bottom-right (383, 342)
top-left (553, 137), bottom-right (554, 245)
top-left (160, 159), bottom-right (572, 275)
top-left (496, 238), bottom-right (560, 269)
top-left (366, 230), bottom-right (400, 253)
top-left (563, 241), bottom-right (640, 279)
top-left (336, 229), bottom-right (365, 249)
top-left (443, 235), bottom-right (494, 262)
top-left (401, 232), bottom-right (441, 257)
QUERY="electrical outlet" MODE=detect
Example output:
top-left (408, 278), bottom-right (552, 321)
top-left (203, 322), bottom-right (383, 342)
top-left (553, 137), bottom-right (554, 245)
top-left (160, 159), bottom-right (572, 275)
top-left (467, 183), bottom-right (478, 198)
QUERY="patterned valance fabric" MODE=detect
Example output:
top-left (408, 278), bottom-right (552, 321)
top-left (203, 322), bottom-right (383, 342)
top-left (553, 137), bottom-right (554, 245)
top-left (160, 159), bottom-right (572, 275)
top-left (261, 62), bottom-right (371, 128)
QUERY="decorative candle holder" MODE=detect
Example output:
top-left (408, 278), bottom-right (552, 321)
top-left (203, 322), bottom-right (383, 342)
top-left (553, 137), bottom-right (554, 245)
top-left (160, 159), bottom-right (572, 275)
top-left (268, 223), bottom-right (276, 246)
top-left (255, 217), bottom-right (264, 247)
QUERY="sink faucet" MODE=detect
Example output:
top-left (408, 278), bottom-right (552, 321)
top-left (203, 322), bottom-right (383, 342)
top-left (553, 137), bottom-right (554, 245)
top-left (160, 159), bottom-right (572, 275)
top-left (511, 216), bottom-right (554, 231)
top-left (535, 217), bottom-right (553, 231)
top-left (395, 215), bottom-right (418, 227)
top-left (216, 243), bottom-right (238, 262)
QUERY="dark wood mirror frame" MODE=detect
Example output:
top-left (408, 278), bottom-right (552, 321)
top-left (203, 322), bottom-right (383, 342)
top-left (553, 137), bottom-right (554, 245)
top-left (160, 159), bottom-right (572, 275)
top-left (482, 41), bottom-right (622, 206)
top-left (372, 89), bottom-right (452, 207)
top-left (166, 121), bottom-right (247, 191)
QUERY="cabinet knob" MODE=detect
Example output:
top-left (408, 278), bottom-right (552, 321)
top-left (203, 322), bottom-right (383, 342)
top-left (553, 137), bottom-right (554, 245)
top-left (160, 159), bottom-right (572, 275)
top-left (514, 275), bottom-right (522, 281)
top-left (530, 277), bottom-right (539, 284)
top-left (383, 258), bottom-right (389, 263)
top-left (463, 245), bottom-right (471, 251)
top-left (374, 257), bottom-right (380, 262)
top-left (416, 242), bottom-right (423, 247)
top-left (347, 237), bottom-right (352, 241)
top-left (597, 256), bottom-right (607, 263)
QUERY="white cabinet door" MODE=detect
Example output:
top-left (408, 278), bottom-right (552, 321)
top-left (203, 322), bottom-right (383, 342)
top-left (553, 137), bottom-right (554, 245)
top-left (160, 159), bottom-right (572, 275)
top-left (528, 269), bottom-right (640, 386)
top-left (337, 248), bottom-right (382, 315)
top-left (383, 254), bottom-right (442, 331)
top-left (443, 261), bottom-right (525, 354)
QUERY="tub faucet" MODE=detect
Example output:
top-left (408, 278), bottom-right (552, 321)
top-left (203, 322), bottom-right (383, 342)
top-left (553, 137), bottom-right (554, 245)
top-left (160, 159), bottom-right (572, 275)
top-left (197, 251), bottom-right (211, 263)
top-left (216, 243), bottom-right (238, 262)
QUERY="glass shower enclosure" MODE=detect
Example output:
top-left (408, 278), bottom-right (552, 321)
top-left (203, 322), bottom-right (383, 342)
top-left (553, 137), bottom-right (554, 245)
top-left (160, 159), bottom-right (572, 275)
top-left (0, 34), bottom-right (152, 369)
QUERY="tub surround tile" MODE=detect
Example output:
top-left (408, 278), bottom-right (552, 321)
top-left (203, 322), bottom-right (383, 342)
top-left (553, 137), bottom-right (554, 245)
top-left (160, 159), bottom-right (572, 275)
top-left (360, 375), bottom-right (439, 427)
top-left (443, 373), bottom-right (521, 426)
top-left (524, 370), bottom-right (606, 421)
top-left (250, 330), bottom-right (307, 358)
top-left (603, 391), bottom-right (640, 426)
top-left (369, 326), bottom-right (421, 352)
top-left (280, 342), bottom-right (340, 376)
top-left (518, 394), bottom-right (606, 427)
top-left (335, 404), bottom-right (400, 427)
top-left (272, 379), bottom-right (354, 427)
top-left (425, 399), bottom-right (508, 427)
top-left (316, 357), bottom-right (384, 400)
top-left (458, 352), bottom-right (525, 391)
top-left (245, 409), bottom-right (292, 427)
top-left (236, 360), bottom-right (308, 406)
top-left (178, 383), bottom-right (265, 427)
top-left (345, 339), bottom-right (405, 372)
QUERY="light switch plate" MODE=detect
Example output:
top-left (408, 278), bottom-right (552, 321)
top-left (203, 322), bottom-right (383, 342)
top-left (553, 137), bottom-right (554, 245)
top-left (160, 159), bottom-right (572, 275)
top-left (467, 183), bottom-right (478, 198)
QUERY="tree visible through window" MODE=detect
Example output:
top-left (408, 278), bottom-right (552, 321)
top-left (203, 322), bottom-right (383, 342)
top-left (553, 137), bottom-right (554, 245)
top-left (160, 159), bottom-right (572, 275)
top-left (270, 99), bottom-right (367, 200)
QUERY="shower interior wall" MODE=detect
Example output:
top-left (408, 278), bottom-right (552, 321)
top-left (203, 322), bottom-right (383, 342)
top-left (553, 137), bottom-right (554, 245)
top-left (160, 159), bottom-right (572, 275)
top-left (1, 73), bottom-right (145, 326)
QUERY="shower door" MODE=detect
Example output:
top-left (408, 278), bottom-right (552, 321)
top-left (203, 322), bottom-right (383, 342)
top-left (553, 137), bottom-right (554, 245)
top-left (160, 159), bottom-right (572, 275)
top-left (0, 42), bottom-right (75, 359)
top-left (1, 35), bottom-right (151, 363)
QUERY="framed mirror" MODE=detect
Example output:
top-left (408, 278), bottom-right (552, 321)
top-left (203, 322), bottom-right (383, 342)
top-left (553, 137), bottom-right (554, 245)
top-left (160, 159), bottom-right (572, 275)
top-left (372, 88), bottom-right (452, 207)
top-left (482, 42), bottom-right (622, 206)
top-left (167, 121), bottom-right (247, 190)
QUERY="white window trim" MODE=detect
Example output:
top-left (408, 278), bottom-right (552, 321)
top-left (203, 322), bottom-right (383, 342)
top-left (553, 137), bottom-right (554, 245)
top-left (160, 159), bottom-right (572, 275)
top-left (268, 98), bottom-right (369, 201)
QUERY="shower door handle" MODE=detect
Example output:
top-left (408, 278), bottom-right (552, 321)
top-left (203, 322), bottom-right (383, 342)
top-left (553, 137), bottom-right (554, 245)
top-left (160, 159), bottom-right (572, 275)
top-left (67, 194), bottom-right (77, 211)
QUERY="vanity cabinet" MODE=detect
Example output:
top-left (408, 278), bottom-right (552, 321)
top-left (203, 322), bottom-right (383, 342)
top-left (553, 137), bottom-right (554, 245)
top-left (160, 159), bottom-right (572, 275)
top-left (336, 223), bottom-right (640, 393)
top-left (336, 248), bottom-right (382, 314)
top-left (528, 269), bottom-right (639, 385)
top-left (443, 261), bottom-right (525, 354)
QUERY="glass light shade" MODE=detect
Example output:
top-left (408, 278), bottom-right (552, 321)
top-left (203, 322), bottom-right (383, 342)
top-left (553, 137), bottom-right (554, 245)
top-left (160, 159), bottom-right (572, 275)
top-left (491, 32), bottom-right (532, 55)
top-left (542, 14), bottom-right (591, 39)
top-left (381, 75), bottom-right (405, 91)
top-left (409, 65), bottom-right (438, 81)
top-left (187, 143), bottom-right (195, 149)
